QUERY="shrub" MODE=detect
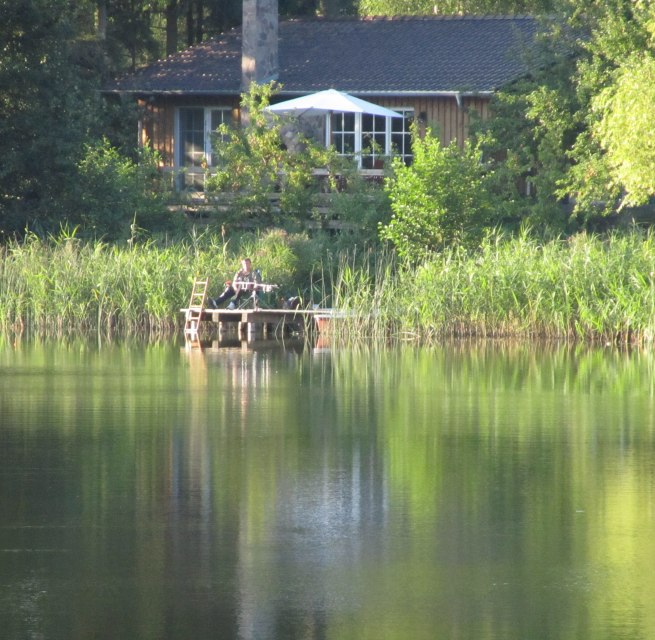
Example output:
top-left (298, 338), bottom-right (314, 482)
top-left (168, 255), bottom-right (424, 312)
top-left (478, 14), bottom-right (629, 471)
top-left (380, 126), bottom-right (499, 260)
top-left (71, 138), bottom-right (172, 241)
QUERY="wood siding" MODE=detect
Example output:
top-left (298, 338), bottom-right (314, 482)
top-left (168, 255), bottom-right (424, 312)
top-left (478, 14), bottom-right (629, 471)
top-left (139, 96), bottom-right (240, 168)
top-left (377, 95), bottom-right (490, 147)
top-left (139, 94), bottom-right (490, 167)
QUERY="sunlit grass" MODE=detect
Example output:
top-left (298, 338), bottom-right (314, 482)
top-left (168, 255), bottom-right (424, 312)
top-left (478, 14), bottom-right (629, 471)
top-left (4, 228), bottom-right (655, 345)
top-left (330, 229), bottom-right (655, 346)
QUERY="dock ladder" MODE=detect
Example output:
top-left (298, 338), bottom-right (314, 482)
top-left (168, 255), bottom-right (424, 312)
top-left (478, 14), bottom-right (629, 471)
top-left (184, 277), bottom-right (209, 342)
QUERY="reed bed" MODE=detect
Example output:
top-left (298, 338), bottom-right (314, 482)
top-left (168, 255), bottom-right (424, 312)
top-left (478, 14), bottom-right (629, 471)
top-left (329, 230), bottom-right (655, 346)
top-left (4, 228), bottom-right (655, 345)
top-left (0, 229), bottom-right (302, 338)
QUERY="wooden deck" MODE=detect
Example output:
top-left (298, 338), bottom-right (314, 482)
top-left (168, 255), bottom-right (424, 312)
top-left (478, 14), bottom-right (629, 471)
top-left (181, 306), bottom-right (334, 339)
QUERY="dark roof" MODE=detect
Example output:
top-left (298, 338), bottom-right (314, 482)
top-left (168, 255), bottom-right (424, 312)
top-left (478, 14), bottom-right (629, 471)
top-left (104, 16), bottom-right (541, 97)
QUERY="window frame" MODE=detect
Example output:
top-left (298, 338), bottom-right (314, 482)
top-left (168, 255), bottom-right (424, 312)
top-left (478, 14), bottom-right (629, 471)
top-left (329, 108), bottom-right (414, 168)
top-left (175, 106), bottom-right (233, 189)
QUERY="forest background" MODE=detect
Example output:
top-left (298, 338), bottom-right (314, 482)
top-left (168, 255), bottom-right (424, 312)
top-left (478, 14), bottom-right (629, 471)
top-left (1, 0), bottom-right (655, 343)
top-left (1, 0), bottom-right (655, 244)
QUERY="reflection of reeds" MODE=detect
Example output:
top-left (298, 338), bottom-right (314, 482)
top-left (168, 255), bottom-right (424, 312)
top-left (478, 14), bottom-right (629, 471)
top-left (330, 230), bottom-right (655, 346)
top-left (327, 340), bottom-right (655, 405)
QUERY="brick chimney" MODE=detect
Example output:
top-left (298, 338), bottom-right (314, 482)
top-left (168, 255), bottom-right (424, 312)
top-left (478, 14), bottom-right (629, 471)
top-left (241, 0), bottom-right (279, 91)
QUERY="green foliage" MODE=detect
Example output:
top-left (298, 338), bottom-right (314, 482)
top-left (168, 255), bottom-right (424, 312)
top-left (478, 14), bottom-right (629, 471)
top-left (380, 127), bottom-right (498, 260)
top-left (205, 83), bottom-right (336, 225)
top-left (311, 165), bottom-right (392, 248)
top-left (476, 3), bottom-right (655, 229)
top-left (473, 19), bottom-right (585, 233)
top-left (0, 0), bottom-right (104, 236)
top-left (105, 0), bottom-right (162, 71)
top-left (205, 82), bottom-right (385, 235)
top-left (205, 83), bottom-right (280, 221)
top-left (593, 51), bottom-right (655, 208)
top-left (70, 139), bottom-right (173, 241)
top-left (331, 228), bottom-right (655, 346)
top-left (557, 1), bottom-right (655, 219)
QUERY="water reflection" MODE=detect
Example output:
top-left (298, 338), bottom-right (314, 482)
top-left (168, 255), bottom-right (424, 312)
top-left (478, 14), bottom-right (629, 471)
top-left (1, 340), bottom-right (655, 639)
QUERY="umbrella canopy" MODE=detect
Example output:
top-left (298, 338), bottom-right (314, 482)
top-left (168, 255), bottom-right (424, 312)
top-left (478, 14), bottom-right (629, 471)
top-left (266, 89), bottom-right (403, 118)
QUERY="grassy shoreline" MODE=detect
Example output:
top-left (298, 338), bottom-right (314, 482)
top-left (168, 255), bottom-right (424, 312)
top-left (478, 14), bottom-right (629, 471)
top-left (2, 229), bottom-right (655, 345)
top-left (330, 230), bottom-right (655, 346)
top-left (0, 229), bottom-right (313, 338)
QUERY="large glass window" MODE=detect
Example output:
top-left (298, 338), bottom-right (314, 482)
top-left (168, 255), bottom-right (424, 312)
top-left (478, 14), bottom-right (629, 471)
top-left (210, 109), bottom-right (231, 166)
top-left (391, 108), bottom-right (414, 166)
top-left (330, 108), bottom-right (414, 168)
top-left (177, 107), bottom-right (233, 188)
top-left (179, 108), bottom-right (205, 170)
top-left (361, 114), bottom-right (388, 169)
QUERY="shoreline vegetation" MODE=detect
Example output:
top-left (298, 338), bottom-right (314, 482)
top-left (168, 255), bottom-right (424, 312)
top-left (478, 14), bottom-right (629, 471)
top-left (2, 228), bottom-right (655, 346)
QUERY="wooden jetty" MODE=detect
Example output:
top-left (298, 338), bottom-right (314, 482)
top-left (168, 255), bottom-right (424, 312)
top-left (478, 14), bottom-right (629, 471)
top-left (181, 306), bottom-right (324, 338)
top-left (181, 277), bottom-right (337, 346)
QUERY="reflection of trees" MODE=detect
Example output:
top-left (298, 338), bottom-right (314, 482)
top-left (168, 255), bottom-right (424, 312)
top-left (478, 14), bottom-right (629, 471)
top-left (3, 341), bottom-right (655, 638)
top-left (327, 343), bottom-right (655, 638)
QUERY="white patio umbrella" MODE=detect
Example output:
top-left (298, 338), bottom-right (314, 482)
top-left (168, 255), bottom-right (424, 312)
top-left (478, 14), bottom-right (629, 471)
top-left (265, 89), bottom-right (403, 119)
top-left (266, 89), bottom-right (403, 163)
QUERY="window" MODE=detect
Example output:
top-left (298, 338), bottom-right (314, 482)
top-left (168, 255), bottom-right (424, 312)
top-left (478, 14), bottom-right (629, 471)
top-left (361, 114), bottom-right (387, 169)
top-left (391, 108), bottom-right (414, 166)
top-left (330, 108), bottom-right (413, 168)
top-left (177, 107), bottom-right (233, 189)
top-left (331, 113), bottom-right (356, 157)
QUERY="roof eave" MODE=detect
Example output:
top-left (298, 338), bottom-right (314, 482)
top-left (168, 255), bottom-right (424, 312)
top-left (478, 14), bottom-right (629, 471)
top-left (102, 88), bottom-right (496, 98)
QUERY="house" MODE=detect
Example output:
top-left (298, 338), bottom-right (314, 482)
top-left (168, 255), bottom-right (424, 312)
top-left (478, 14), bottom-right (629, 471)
top-left (103, 3), bottom-right (540, 189)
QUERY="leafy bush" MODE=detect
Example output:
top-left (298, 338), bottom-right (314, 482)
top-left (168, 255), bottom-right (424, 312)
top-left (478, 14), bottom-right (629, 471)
top-left (71, 138), bottom-right (173, 241)
top-left (379, 127), bottom-right (499, 260)
top-left (206, 84), bottom-right (327, 223)
top-left (205, 83), bottom-right (382, 231)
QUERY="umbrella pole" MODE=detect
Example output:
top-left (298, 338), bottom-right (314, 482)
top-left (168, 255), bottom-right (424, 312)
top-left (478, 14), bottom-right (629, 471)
top-left (324, 112), bottom-right (331, 148)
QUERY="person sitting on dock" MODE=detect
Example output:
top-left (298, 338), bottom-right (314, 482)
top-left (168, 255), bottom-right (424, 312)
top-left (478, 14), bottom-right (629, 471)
top-left (209, 258), bottom-right (262, 310)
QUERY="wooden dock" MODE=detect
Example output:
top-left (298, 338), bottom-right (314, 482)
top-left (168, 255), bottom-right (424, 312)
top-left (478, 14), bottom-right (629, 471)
top-left (181, 306), bottom-right (333, 341)
top-left (180, 277), bottom-right (343, 346)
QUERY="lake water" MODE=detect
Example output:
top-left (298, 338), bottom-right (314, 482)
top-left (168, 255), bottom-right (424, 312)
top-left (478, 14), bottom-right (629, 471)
top-left (1, 336), bottom-right (655, 640)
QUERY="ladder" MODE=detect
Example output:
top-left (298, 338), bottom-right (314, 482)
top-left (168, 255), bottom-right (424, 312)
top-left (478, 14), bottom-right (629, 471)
top-left (184, 277), bottom-right (209, 338)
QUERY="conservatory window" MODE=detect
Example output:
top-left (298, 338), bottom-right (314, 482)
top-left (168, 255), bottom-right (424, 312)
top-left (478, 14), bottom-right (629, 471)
top-left (330, 108), bottom-right (414, 168)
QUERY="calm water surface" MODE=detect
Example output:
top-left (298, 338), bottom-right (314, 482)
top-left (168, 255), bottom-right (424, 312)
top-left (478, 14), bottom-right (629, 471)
top-left (1, 337), bottom-right (655, 640)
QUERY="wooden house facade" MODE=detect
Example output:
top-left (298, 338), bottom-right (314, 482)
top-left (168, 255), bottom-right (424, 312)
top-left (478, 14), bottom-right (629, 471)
top-left (104, 13), bottom-right (538, 189)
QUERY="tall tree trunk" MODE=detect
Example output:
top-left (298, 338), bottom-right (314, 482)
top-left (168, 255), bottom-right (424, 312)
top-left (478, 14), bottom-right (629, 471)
top-left (166, 0), bottom-right (178, 55)
top-left (195, 0), bottom-right (203, 43)
top-left (186, 0), bottom-right (194, 45)
top-left (97, 0), bottom-right (107, 40)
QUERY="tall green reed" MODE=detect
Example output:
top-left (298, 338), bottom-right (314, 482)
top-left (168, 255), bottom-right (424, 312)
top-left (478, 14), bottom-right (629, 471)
top-left (0, 229), bottom-right (304, 338)
top-left (330, 229), bottom-right (655, 346)
top-left (6, 227), bottom-right (655, 345)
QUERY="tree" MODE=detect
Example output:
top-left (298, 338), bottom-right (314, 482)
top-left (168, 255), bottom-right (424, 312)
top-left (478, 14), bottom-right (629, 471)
top-left (592, 54), bottom-right (655, 208)
top-left (69, 139), bottom-right (172, 241)
top-left (589, 4), bottom-right (655, 209)
top-left (472, 1), bottom-right (655, 231)
top-left (0, 0), bottom-right (104, 236)
top-left (479, 39), bottom-right (585, 233)
top-left (0, 0), bottom-right (162, 239)
top-left (380, 127), bottom-right (498, 260)
top-left (204, 83), bottom-right (347, 224)
top-left (105, 0), bottom-right (161, 71)
top-left (559, 0), bottom-right (655, 217)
